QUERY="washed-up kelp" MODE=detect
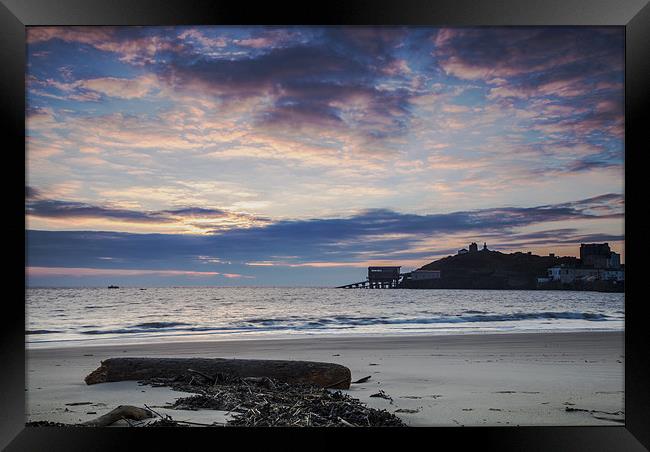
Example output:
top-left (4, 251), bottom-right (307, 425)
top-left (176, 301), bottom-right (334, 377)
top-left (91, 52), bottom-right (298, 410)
top-left (144, 372), bottom-right (406, 427)
top-left (26, 371), bottom-right (405, 427)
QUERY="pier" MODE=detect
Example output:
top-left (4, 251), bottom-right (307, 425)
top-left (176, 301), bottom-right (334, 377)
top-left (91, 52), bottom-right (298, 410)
top-left (337, 280), bottom-right (402, 289)
top-left (337, 266), bottom-right (404, 289)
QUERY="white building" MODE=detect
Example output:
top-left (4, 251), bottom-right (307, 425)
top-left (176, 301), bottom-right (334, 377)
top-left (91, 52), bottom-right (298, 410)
top-left (607, 252), bottom-right (621, 269)
top-left (600, 269), bottom-right (624, 281)
top-left (547, 265), bottom-right (625, 284)
top-left (547, 266), bottom-right (562, 281)
top-left (547, 266), bottom-right (600, 284)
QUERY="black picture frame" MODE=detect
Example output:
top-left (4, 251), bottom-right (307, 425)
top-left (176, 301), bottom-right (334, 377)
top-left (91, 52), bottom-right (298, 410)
top-left (2, 0), bottom-right (648, 450)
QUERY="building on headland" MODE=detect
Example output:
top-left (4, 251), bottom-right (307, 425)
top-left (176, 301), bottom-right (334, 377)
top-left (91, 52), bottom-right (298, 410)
top-left (600, 269), bottom-right (625, 282)
top-left (337, 242), bottom-right (622, 291)
top-left (460, 240), bottom-right (488, 254)
top-left (545, 243), bottom-right (624, 285)
top-left (337, 266), bottom-right (403, 289)
top-left (464, 241), bottom-right (488, 253)
top-left (580, 243), bottom-right (610, 267)
top-left (547, 266), bottom-right (562, 281)
top-left (546, 265), bottom-right (624, 284)
top-left (365, 266), bottom-right (401, 288)
top-left (546, 266), bottom-right (601, 284)
top-left (368, 266), bottom-right (401, 282)
top-left (607, 252), bottom-right (621, 269)
top-left (580, 243), bottom-right (621, 269)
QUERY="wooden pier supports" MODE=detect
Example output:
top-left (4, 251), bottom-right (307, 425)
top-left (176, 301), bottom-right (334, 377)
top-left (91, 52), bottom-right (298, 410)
top-left (337, 279), bottom-right (401, 289)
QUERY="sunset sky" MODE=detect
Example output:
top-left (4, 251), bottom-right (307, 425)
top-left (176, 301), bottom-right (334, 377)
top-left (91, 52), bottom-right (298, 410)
top-left (26, 26), bottom-right (624, 286)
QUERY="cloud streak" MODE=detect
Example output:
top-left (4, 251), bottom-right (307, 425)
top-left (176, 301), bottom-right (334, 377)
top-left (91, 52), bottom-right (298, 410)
top-left (26, 194), bottom-right (624, 273)
top-left (26, 189), bottom-right (269, 233)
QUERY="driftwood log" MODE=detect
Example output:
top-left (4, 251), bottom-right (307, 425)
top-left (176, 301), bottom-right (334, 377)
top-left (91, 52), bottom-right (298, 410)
top-left (81, 405), bottom-right (153, 427)
top-left (85, 357), bottom-right (352, 389)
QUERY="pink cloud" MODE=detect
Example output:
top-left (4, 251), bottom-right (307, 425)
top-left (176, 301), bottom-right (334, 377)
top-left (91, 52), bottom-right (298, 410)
top-left (487, 85), bottom-right (530, 100)
top-left (27, 27), bottom-right (115, 45)
top-left (27, 27), bottom-right (182, 66)
top-left (79, 75), bottom-right (159, 99)
top-left (232, 30), bottom-right (301, 49)
top-left (432, 29), bottom-right (457, 48)
top-left (439, 56), bottom-right (522, 81)
top-left (234, 37), bottom-right (273, 48)
top-left (441, 104), bottom-right (471, 113)
top-left (178, 29), bottom-right (228, 48)
top-left (382, 59), bottom-right (412, 76)
top-left (94, 36), bottom-right (182, 65)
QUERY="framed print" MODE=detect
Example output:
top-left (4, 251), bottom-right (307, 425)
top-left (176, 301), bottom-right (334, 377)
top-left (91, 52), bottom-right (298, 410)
top-left (2, 0), bottom-right (649, 450)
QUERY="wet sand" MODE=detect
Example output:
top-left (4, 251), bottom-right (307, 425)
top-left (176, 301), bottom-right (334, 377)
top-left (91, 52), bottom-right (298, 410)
top-left (26, 331), bottom-right (624, 426)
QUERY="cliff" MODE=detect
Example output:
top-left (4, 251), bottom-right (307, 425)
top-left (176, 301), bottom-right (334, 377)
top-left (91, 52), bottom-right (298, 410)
top-left (402, 250), bottom-right (578, 290)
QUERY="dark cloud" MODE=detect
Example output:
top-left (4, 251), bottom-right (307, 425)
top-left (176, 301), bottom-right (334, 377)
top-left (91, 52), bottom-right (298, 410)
top-left (28, 26), bottom-right (187, 66)
top-left (26, 186), bottom-right (42, 199)
top-left (526, 150), bottom-right (623, 177)
top-left (436, 27), bottom-right (623, 84)
top-left (164, 45), bottom-right (355, 96)
top-left (257, 100), bottom-right (345, 129)
top-left (484, 226), bottom-right (623, 244)
top-left (161, 207), bottom-right (228, 216)
top-left (560, 233), bottom-right (625, 243)
top-left (550, 193), bottom-right (624, 218)
top-left (26, 194), bottom-right (624, 269)
top-left (26, 199), bottom-right (172, 223)
top-left (566, 159), bottom-right (621, 173)
top-left (437, 28), bottom-right (624, 147)
top-left (159, 32), bottom-right (414, 139)
top-left (327, 27), bottom-right (408, 58)
top-left (26, 193), bottom-right (265, 226)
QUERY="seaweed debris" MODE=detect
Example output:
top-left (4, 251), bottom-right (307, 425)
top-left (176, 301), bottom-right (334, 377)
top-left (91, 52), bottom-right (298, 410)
top-left (150, 372), bottom-right (406, 427)
top-left (27, 371), bottom-right (406, 427)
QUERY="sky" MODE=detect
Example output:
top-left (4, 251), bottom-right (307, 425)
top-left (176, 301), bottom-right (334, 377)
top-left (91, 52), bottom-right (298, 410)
top-left (25, 26), bottom-right (625, 287)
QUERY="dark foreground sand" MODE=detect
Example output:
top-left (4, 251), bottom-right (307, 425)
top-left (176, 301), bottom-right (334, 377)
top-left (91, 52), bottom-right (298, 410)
top-left (26, 331), bottom-right (624, 426)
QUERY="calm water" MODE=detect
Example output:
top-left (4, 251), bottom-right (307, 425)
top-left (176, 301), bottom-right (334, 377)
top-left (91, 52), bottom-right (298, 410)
top-left (26, 288), bottom-right (624, 348)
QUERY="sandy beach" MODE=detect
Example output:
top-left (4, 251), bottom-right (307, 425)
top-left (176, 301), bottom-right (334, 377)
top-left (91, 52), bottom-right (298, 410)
top-left (26, 331), bottom-right (624, 427)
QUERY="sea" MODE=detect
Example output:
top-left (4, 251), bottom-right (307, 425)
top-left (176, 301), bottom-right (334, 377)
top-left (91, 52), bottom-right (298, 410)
top-left (26, 287), bottom-right (624, 348)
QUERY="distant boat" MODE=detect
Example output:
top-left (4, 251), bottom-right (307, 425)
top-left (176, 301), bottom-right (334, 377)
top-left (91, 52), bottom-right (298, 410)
top-left (107, 285), bottom-right (119, 289)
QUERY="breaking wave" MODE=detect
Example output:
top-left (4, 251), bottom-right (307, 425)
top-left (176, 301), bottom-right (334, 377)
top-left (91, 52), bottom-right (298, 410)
top-left (72, 311), bottom-right (616, 337)
top-left (242, 311), bottom-right (612, 328)
top-left (26, 288), bottom-right (624, 345)
top-left (26, 329), bottom-right (62, 335)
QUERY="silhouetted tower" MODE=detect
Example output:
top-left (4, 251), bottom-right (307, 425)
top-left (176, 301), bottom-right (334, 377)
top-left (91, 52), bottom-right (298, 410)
top-left (483, 242), bottom-right (488, 251)
top-left (580, 243), bottom-right (613, 268)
